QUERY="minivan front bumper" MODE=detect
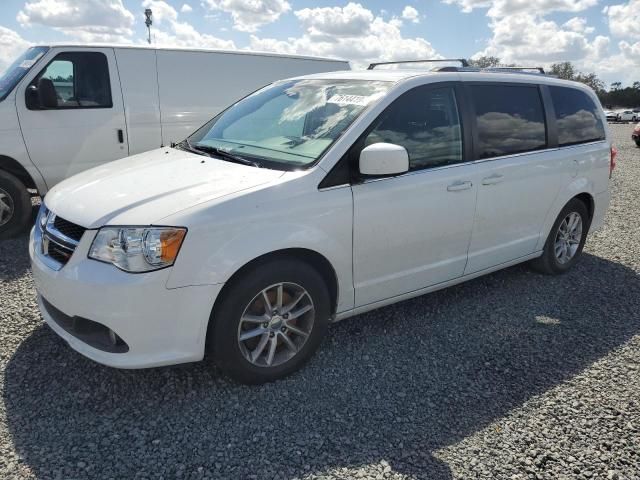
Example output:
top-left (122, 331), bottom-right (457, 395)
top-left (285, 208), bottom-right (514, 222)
top-left (29, 226), bottom-right (221, 369)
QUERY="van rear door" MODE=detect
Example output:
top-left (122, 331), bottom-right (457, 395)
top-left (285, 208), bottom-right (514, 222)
top-left (16, 47), bottom-right (128, 189)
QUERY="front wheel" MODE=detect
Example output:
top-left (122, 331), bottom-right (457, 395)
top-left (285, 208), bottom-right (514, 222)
top-left (209, 258), bottom-right (330, 384)
top-left (530, 198), bottom-right (590, 275)
top-left (0, 170), bottom-right (32, 240)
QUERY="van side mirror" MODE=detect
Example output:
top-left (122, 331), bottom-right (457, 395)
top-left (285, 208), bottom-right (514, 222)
top-left (37, 78), bottom-right (58, 108)
top-left (359, 143), bottom-right (409, 177)
top-left (25, 85), bottom-right (40, 110)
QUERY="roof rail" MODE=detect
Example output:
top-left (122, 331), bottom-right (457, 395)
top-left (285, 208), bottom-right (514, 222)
top-left (483, 66), bottom-right (545, 74)
top-left (367, 58), bottom-right (469, 70)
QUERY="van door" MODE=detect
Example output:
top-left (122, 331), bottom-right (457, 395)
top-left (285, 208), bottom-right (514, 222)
top-left (352, 84), bottom-right (477, 307)
top-left (463, 83), bottom-right (564, 274)
top-left (16, 48), bottom-right (127, 188)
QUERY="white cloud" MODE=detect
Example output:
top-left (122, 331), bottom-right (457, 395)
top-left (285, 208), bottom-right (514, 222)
top-left (563, 17), bottom-right (595, 34)
top-left (295, 3), bottom-right (374, 37)
top-left (142, 0), bottom-right (234, 49)
top-left (477, 14), bottom-right (608, 65)
top-left (203, 0), bottom-right (291, 32)
top-left (444, 0), bottom-right (598, 17)
top-left (402, 6), bottom-right (420, 23)
top-left (604, 0), bottom-right (640, 39)
top-left (181, 3), bottom-right (193, 13)
top-left (251, 3), bottom-right (439, 67)
top-left (0, 27), bottom-right (31, 72)
top-left (17, 0), bottom-right (135, 42)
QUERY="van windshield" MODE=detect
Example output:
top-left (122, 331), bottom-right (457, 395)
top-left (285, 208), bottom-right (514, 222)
top-left (0, 46), bottom-right (49, 102)
top-left (187, 79), bottom-right (391, 169)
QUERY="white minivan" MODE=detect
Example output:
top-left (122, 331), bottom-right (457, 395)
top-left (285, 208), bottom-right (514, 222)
top-left (30, 64), bottom-right (613, 384)
top-left (0, 44), bottom-right (349, 238)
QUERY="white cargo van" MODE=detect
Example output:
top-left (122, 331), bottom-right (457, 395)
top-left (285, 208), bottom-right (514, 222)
top-left (0, 44), bottom-right (349, 238)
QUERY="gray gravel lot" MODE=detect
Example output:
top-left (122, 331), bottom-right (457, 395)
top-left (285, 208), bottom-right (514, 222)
top-left (0, 124), bottom-right (639, 480)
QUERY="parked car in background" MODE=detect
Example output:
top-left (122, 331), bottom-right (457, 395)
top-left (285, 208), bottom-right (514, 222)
top-left (605, 110), bottom-right (619, 122)
top-left (30, 64), bottom-right (613, 384)
top-left (617, 110), bottom-right (638, 122)
top-left (633, 123), bottom-right (640, 147)
top-left (0, 44), bottom-right (349, 238)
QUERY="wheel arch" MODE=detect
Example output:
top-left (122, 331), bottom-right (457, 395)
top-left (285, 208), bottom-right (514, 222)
top-left (205, 248), bottom-right (340, 345)
top-left (573, 192), bottom-right (595, 223)
top-left (0, 154), bottom-right (39, 191)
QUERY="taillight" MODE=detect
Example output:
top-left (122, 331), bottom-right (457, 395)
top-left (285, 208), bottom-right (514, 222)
top-left (610, 145), bottom-right (617, 178)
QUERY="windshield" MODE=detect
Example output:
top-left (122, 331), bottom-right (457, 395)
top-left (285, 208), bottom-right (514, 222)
top-left (0, 46), bottom-right (49, 102)
top-left (187, 79), bottom-right (392, 169)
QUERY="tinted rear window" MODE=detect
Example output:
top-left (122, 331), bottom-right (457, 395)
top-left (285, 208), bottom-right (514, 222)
top-left (470, 85), bottom-right (546, 159)
top-left (549, 86), bottom-right (606, 146)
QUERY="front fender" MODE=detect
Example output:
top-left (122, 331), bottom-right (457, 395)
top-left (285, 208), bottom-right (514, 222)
top-left (166, 182), bottom-right (354, 314)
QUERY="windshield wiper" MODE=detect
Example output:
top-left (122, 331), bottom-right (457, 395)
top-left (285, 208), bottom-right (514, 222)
top-left (190, 142), bottom-right (260, 168)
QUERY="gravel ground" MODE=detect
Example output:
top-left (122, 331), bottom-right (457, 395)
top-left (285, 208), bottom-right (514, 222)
top-left (0, 124), bottom-right (639, 480)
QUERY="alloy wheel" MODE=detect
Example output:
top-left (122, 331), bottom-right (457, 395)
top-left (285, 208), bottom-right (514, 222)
top-left (0, 188), bottom-right (14, 227)
top-left (554, 212), bottom-right (583, 264)
top-left (237, 282), bottom-right (315, 368)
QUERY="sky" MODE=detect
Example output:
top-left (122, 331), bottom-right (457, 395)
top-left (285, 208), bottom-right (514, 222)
top-left (0, 0), bottom-right (638, 87)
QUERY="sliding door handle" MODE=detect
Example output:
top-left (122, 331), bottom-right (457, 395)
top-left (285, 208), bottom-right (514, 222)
top-left (447, 180), bottom-right (473, 192)
top-left (482, 173), bottom-right (504, 185)
top-left (117, 129), bottom-right (124, 144)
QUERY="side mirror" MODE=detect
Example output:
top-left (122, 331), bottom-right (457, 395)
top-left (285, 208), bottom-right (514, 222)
top-left (37, 78), bottom-right (58, 109)
top-left (359, 143), bottom-right (409, 177)
top-left (25, 85), bottom-right (40, 110)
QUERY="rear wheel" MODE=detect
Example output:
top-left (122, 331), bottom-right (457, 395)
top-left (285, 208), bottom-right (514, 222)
top-left (209, 258), bottom-right (330, 384)
top-left (530, 198), bottom-right (590, 275)
top-left (0, 170), bottom-right (31, 240)
top-left (635, 139), bottom-right (640, 148)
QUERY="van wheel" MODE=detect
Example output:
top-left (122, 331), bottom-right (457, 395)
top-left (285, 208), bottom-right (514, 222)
top-left (209, 258), bottom-right (330, 384)
top-left (0, 171), bottom-right (31, 240)
top-left (635, 140), bottom-right (640, 148)
top-left (530, 198), bottom-right (590, 275)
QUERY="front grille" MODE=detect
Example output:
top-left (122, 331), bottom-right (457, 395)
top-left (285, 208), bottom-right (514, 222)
top-left (46, 239), bottom-right (74, 264)
top-left (53, 216), bottom-right (86, 242)
top-left (39, 212), bottom-right (86, 268)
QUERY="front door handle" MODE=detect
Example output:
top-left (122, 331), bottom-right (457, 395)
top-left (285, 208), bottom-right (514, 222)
top-left (117, 129), bottom-right (124, 144)
top-left (447, 180), bottom-right (473, 192)
top-left (482, 173), bottom-right (504, 185)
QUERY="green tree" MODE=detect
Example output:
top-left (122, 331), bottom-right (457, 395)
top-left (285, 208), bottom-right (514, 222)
top-left (611, 82), bottom-right (622, 91)
top-left (549, 62), bottom-right (576, 80)
top-left (468, 56), bottom-right (502, 68)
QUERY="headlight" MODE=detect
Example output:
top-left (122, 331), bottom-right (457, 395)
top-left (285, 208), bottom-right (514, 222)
top-left (88, 227), bottom-right (187, 273)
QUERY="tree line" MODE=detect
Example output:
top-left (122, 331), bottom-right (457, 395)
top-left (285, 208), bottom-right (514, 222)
top-left (467, 56), bottom-right (640, 108)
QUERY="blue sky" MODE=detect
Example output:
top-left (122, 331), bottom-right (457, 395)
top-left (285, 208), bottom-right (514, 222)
top-left (0, 0), bottom-right (638, 87)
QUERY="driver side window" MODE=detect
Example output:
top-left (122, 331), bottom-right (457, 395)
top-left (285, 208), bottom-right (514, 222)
top-left (30, 52), bottom-right (112, 109)
top-left (363, 86), bottom-right (462, 171)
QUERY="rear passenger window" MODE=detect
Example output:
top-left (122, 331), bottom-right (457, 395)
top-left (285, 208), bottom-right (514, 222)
top-left (363, 86), bottom-right (462, 170)
top-left (549, 86), bottom-right (605, 146)
top-left (470, 85), bottom-right (546, 159)
top-left (32, 52), bottom-right (112, 109)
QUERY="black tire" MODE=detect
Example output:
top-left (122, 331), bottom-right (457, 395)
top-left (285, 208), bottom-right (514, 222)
top-left (209, 258), bottom-right (330, 384)
top-left (530, 198), bottom-right (590, 275)
top-left (0, 170), bottom-right (31, 240)
top-left (635, 140), bottom-right (640, 148)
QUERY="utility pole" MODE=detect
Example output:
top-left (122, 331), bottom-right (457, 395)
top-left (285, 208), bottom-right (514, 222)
top-left (144, 9), bottom-right (153, 44)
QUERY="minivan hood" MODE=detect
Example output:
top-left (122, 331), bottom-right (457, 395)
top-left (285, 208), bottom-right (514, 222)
top-left (44, 148), bottom-right (285, 228)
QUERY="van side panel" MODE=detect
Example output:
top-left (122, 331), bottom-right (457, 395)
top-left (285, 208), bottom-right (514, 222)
top-left (155, 50), bottom-right (348, 145)
top-left (113, 48), bottom-right (162, 155)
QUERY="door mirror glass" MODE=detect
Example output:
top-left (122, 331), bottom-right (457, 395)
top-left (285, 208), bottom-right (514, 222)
top-left (359, 143), bottom-right (409, 176)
